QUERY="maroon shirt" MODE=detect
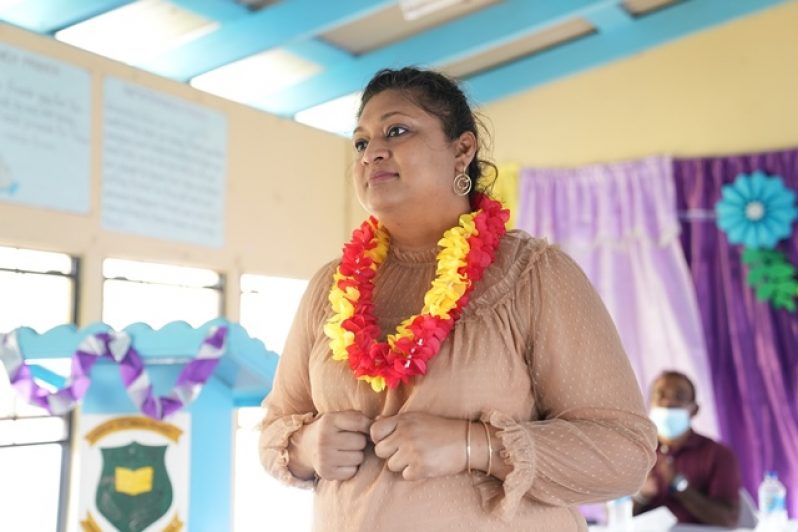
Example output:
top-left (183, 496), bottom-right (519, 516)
top-left (639, 431), bottom-right (741, 524)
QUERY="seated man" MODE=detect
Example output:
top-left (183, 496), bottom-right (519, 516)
top-left (633, 370), bottom-right (741, 527)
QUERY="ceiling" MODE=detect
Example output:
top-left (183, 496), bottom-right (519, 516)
top-left (0, 0), bottom-right (790, 135)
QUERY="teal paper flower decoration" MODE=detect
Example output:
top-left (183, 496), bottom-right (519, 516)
top-left (715, 172), bottom-right (798, 249)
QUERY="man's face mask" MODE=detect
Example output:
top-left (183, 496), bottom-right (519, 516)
top-left (649, 406), bottom-right (691, 440)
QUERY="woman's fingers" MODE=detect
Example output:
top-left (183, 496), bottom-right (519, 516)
top-left (386, 449), bottom-right (409, 474)
top-left (372, 413), bottom-right (469, 480)
top-left (332, 411), bottom-right (373, 434)
top-left (316, 446), bottom-right (367, 479)
top-left (370, 415), bottom-right (398, 443)
top-left (316, 449), bottom-right (366, 480)
top-left (345, 431), bottom-right (369, 451)
top-left (402, 464), bottom-right (421, 481)
top-left (373, 434), bottom-right (399, 460)
top-left (335, 449), bottom-right (365, 467)
top-left (332, 466), bottom-right (358, 481)
top-left (310, 411), bottom-right (373, 481)
top-left (332, 429), bottom-right (368, 452)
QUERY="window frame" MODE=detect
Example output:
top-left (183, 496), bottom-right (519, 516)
top-left (101, 257), bottom-right (226, 327)
top-left (0, 246), bottom-right (79, 532)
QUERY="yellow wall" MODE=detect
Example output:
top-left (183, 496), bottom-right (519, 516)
top-left (0, 24), bottom-right (352, 324)
top-left (484, 2), bottom-right (798, 168)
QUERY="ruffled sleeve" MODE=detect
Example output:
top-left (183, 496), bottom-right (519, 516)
top-left (258, 261), bottom-right (337, 489)
top-left (474, 244), bottom-right (657, 520)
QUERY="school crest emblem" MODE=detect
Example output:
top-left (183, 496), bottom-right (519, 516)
top-left (96, 442), bottom-right (173, 532)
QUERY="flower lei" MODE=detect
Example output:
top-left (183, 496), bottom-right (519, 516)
top-left (324, 194), bottom-right (509, 391)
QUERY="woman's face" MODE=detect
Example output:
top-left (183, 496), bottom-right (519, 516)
top-left (352, 89), bottom-right (470, 219)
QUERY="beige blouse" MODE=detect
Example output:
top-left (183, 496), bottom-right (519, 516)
top-left (259, 230), bottom-right (657, 531)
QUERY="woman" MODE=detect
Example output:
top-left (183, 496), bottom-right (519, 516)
top-left (259, 67), bottom-right (656, 531)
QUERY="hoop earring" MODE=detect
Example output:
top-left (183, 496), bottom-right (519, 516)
top-left (452, 172), bottom-right (472, 196)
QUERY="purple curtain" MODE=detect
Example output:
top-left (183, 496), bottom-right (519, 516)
top-left (673, 148), bottom-right (798, 516)
top-left (517, 157), bottom-right (720, 438)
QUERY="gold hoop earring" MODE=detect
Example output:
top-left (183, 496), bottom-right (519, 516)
top-left (453, 172), bottom-right (472, 196)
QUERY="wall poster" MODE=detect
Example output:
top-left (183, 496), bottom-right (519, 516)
top-left (0, 42), bottom-right (91, 213)
top-left (102, 78), bottom-right (227, 247)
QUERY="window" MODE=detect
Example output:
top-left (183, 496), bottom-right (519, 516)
top-left (0, 246), bottom-right (76, 333)
top-left (236, 274), bottom-right (311, 531)
top-left (102, 258), bottom-right (223, 330)
top-left (0, 245), bottom-right (76, 532)
top-left (233, 407), bottom-right (313, 532)
top-left (239, 274), bottom-right (308, 354)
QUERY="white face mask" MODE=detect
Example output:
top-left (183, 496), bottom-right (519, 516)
top-left (649, 406), bottom-right (691, 440)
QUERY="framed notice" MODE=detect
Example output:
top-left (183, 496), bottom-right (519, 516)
top-left (78, 414), bottom-right (191, 532)
top-left (101, 78), bottom-right (227, 247)
top-left (0, 43), bottom-right (91, 213)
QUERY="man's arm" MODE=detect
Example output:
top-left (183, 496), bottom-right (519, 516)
top-left (672, 487), bottom-right (740, 527)
top-left (677, 441), bottom-right (742, 527)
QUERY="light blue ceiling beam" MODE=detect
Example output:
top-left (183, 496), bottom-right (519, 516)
top-left (584, 3), bottom-right (634, 31)
top-left (465, 0), bottom-right (791, 106)
top-left (0, 0), bottom-right (132, 33)
top-left (170, 0), bottom-right (354, 74)
top-left (284, 39), bottom-right (353, 67)
top-left (139, 0), bottom-right (393, 81)
top-left (260, 0), bottom-right (620, 117)
top-left (169, 0), bottom-right (251, 22)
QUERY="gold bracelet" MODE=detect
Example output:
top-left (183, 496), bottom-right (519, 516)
top-left (481, 420), bottom-right (493, 477)
top-left (466, 420), bottom-right (472, 474)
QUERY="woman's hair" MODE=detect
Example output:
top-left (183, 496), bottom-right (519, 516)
top-left (358, 67), bottom-right (496, 202)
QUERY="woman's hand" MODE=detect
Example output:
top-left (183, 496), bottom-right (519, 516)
top-left (289, 410), bottom-right (372, 482)
top-left (370, 412), bottom-right (467, 481)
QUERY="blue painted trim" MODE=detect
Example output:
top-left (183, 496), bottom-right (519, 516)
top-left (138, 0), bottom-right (393, 81)
top-left (29, 363), bottom-right (66, 388)
top-left (168, 0), bottom-right (251, 23)
top-left (81, 362), bottom-right (179, 413)
top-left (284, 39), bottom-right (354, 67)
top-left (584, 3), bottom-right (633, 31)
top-left (14, 319), bottom-right (278, 395)
top-left (149, 1), bottom-right (354, 73)
top-left (15, 322), bottom-right (111, 358)
top-left (260, 0), bottom-right (618, 116)
top-left (0, 0), bottom-right (132, 34)
top-left (465, 0), bottom-right (792, 106)
top-left (188, 377), bottom-right (234, 532)
top-left (233, 394), bottom-right (269, 408)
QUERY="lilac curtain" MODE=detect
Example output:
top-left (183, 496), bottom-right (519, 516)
top-left (673, 148), bottom-right (798, 516)
top-left (517, 156), bottom-right (719, 438)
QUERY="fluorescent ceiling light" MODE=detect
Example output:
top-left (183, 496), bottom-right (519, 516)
top-left (0, 0), bottom-right (25, 11)
top-left (55, 0), bottom-right (218, 66)
top-left (191, 49), bottom-right (321, 106)
top-left (398, 0), bottom-right (466, 21)
top-left (294, 92), bottom-right (362, 137)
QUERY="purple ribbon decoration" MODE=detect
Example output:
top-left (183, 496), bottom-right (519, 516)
top-left (0, 326), bottom-right (227, 420)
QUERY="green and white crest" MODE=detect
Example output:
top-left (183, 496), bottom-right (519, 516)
top-left (96, 442), bottom-right (173, 532)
